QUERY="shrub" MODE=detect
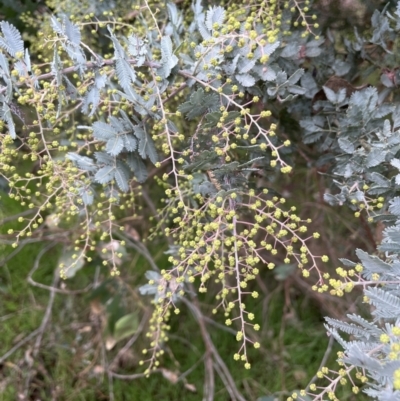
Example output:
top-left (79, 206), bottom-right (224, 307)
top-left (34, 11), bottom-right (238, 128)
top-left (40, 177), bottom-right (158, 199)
top-left (1, 0), bottom-right (400, 399)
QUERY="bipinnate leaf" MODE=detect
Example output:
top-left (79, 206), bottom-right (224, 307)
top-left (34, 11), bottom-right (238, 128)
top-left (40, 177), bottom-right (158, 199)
top-left (114, 165), bottom-right (129, 192)
top-left (0, 21), bottom-right (24, 57)
top-left (287, 69), bottom-right (304, 86)
top-left (178, 88), bottom-right (219, 119)
top-left (95, 151), bottom-right (114, 165)
top-left (67, 153), bottom-right (97, 172)
top-left (78, 186), bottom-right (94, 205)
top-left (116, 58), bottom-right (136, 90)
top-left (64, 17), bottom-right (81, 45)
top-left (106, 136), bottom-right (124, 156)
top-left (123, 134), bottom-right (137, 152)
top-left (205, 6), bottom-right (225, 30)
top-left (92, 121), bottom-right (115, 140)
top-left (160, 36), bottom-right (179, 78)
top-left (126, 153), bottom-right (148, 182)
top-left (138, 133), bottom-right (158, 164)
top-left (114, 160), bottom-right (131, 192)
top-left (132, 124), bottom-right (157, 164)
top-left (1, 103), bottom-right (16, 139)
top-left (236, 73), bottom-right (256, 87)
top-left (95, 165), bottom-right (115, 184)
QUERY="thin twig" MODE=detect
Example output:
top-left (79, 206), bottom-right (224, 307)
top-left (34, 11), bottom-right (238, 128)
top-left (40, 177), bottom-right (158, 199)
top-left (164, 82), bottom-right (188, 103)
top-left (177, 355), bottom-right (206, 382)
top-left (27, 243), bottom-right (92, 294)
top-left (168, 333), bottom-right (201, 352)
top-left (141, 188), bottom-right (174, 247)
top-left (113, 230), bottom-right (160, 272)
top-left (211, 344), bottom-right (247, 401)
top-left (0, 328), bottom-right (41, 364)
top-left (23, 267), bottom-right (59, 398)
top-left (109, 309), bottom-right (151, 370)
top-left (202, 315), bottom-right (237, 335)
top-left (182, 297), bottom-right (215, 401)
top-left (32, 271), bottom-right (59, 357)
top-left (108, 369), bottom-right (115, 401)
top-left (0, 208), bottom-right (37, 225)
top-left (183, 296), bottom-right (247, 401)
top-left (306, 335), bottom-right (335, 390)
top-left (0, 242), bottom-right (28, 267)
top-left (214, 362), bottom-right (237, 401)
top-left (110, 369), bottom-right (162, 380)
top-left (0, 308), bottom-right (30, 322)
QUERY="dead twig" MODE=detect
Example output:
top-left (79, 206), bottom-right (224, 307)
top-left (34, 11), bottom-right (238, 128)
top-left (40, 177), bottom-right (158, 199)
top-left (306, 335), bottom-right (335, 390)
top-left (183, 296), bottom-right (248, 401)
top-left (0, 329), bottom-right (41, 364)
top-left (32, 272), bottom-right (59, 357)
top-left (110, 370), bottom-right (162, 380)
top-left (112, 230), bottom-right (160, 272)
top-left (27, 243), bottom-right (92, 294)
top-left (0, 208), bottom-right (37, 225)
top-left (23, 267), bottom-right (59, 398)
top-left (183, 297), bottom-right (215, 401)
